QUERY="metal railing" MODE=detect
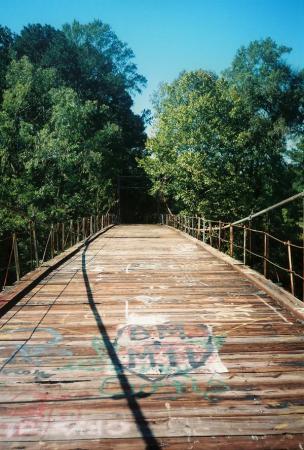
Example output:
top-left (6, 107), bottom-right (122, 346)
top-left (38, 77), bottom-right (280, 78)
top-left (0, 214), bottom-right (118, 291)
top-left (161, 192), bottom-right (304, 301)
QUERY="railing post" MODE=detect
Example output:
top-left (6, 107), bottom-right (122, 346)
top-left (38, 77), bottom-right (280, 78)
top-left (287, 240), bottom-right (295, 296)
top-left (197, 217), bottom-right (201, 240)
top-left (218, 221), bottom-right (221, 250)
top-left (55, 223), bottom-right (59, 254)
top-left (82, 218), bottom-right (86, 239)
top-left (32, 222), bottom-right (39, 268)
top-left (51, 224), bottom-right (54, 259)
top-left (3, 238), bottom-right (14, 289)
top-left (203, 219), bottom-right (206, 243)
top-left (61, 223), bottom-right (65, 251)
top-left (249, 221), bottom-right (252, 265)
top-left (101, 215), bottom-right (104, 229)
top-left (263, 232), bottom-right (268, 278)
top-left (70, 220), bottom-right (73, 247)
top-left (209, 221), bottom-right (212, 246)
top-left (230, 225), bottom-right (234, 257)
top-left (243, 226), bottom-right (247, 265)
top-left (90, 216), bottom-right (93, 235)
top-left (12, 233), bottom-right (20, 282)
top-left (77, 220), bottom-right (80, 243)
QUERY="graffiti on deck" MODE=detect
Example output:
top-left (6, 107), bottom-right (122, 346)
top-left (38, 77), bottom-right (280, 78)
top-left (61, 322), bottom-right (229, 399)
top-left (0, 323), bottom-right (230, 401)
top-left (99, 372), bottom-right (230, 401)
top-left (111, 322), bottom-right (227, 381)
top-left (5, 415), bottom-right (131, 440)
top-left (93, 321), bottom-right (230, 399)
top-left (0, 327), bottom-right (73, 371)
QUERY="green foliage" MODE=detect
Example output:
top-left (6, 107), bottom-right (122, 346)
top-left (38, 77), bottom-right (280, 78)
top-left (223, 38), bottom-right (304, 129)
top-left (288, 138), bottom-right (304, 192)
top-left (140, 39), bottom-right (304, 221)
top-left (14, 24), bottom-right (81, 87)
top-left (0, 21), bottom-right (147, 234)
top-left (0, 26), bottom-right (14, 100)
top-left (63, 19), bottom-right (147, 94)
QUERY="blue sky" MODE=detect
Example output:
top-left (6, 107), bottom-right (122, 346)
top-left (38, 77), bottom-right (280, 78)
top-left (1, 0), bottom-right (303, 119)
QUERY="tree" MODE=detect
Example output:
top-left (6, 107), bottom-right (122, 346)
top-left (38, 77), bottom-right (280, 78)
top-left (0, 20), bottom-right (147, 228)
top-left (0, 57), bottom-right (58, 231)
top-left (62, 20), bottom-right (147, 171)
top-left (288, 138), bottom-right (304, 193)
top-left (14, 24), bottom-right (82, 88)
top-left (0, 26), bottom-right (14, 100)
top-left (139, 62), bottom-right (297, 220)
top-left (32, 87), bottom-right (123, 219)
top-left (223, 37), bottom-right (304, 130)
top-left (0, 53), bottom-right (131, 229)
top-left (63, 19), bottom-right (146, 94)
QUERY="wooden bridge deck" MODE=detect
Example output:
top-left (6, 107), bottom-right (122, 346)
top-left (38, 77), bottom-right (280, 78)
top-left (0, 224), bottom-right (303, 449)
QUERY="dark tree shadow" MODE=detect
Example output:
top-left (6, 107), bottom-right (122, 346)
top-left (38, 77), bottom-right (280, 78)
top-left (82, 242), bottom-right (160, 450)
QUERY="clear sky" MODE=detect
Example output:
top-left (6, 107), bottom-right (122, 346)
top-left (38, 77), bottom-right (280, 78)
top-left (1, 0), bottom-right (303, 119)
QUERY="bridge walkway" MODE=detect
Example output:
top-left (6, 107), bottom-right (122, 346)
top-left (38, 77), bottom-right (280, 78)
top-left (0, 224), bottom-right (303, 449)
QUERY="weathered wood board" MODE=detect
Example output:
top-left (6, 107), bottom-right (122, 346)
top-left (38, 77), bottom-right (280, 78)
top-left (0, 224), bottom-right (303, 449)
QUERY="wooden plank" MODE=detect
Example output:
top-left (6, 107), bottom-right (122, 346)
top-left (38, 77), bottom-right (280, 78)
top-left (2, 435), bottom-right (304, 450)
top-left (0, 224), bottom-right (303, 447)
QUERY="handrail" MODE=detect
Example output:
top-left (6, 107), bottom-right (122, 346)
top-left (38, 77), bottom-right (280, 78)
top-left (0, 214), bottom-right (118, 291)
top-left (162, 206), bottom-right (304, 301)
top-left (173, 192), bottom-right (304, 228)
top-left (231, 191), bottom-right (304, 225)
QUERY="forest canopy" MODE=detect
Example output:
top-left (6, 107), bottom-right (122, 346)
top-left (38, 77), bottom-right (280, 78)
top-left (139, 38), bottom-right (304, 221)
top-left (0, 24), bottom-right (303, 233)
top-left (0, 20), bottom-right (147, 233)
